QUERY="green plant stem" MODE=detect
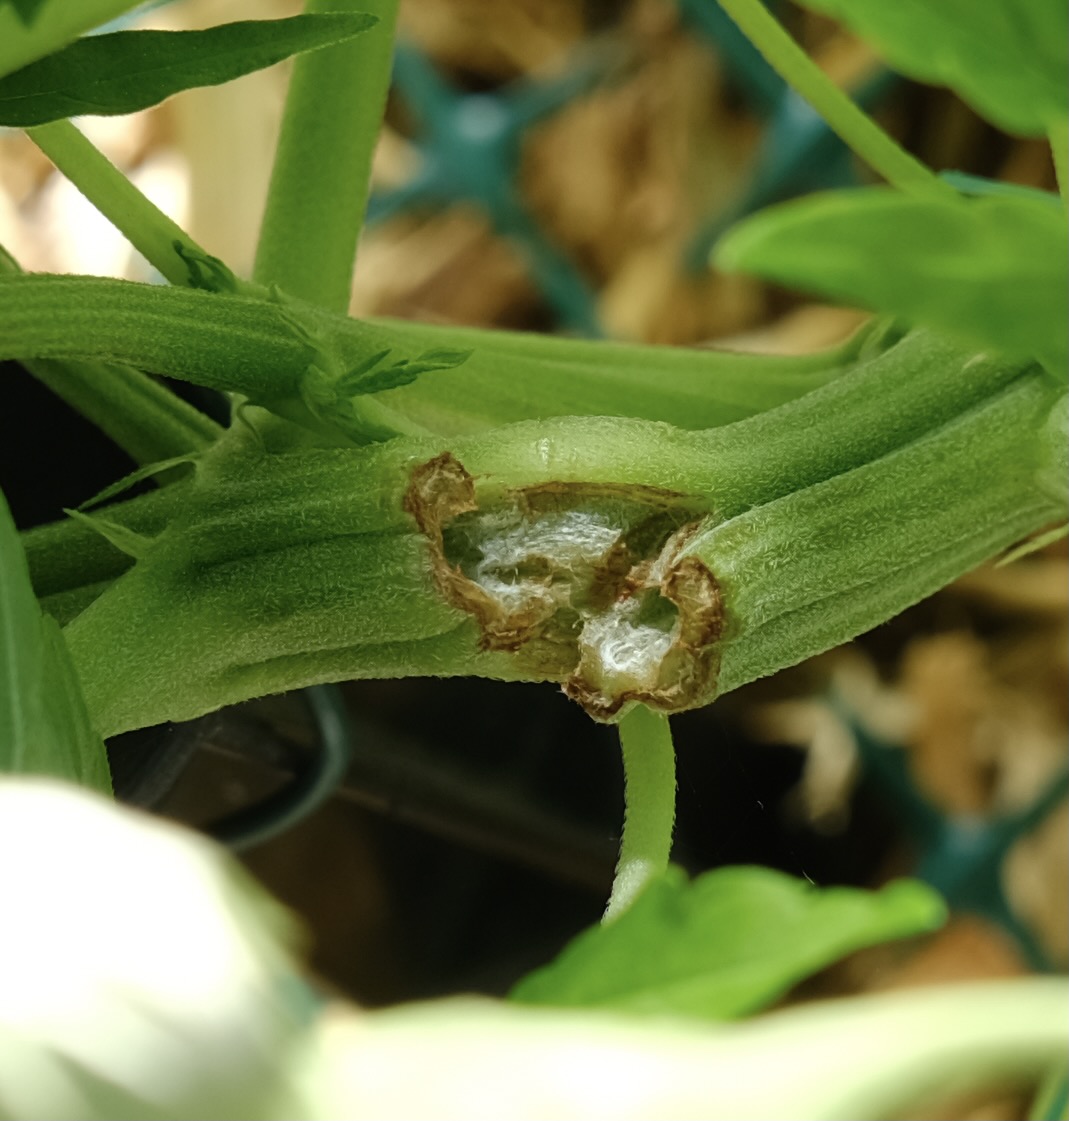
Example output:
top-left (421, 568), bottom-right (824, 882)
top-left (715, 0), bottom-right (957, 203)
top-left (0, 274), bottom-right (874, 436)
top-left (31, 330), bottom-right (1060, 734)
top-left (603, 707), bottom-right (676, 923)
top-left (60, 358), bottom-right (1063, 738)
top-left (25, 121), bottom-right (228, 289)
top-left (254, 0), bottom-right (399, 310)
top-left (320, 979), bottom-right (1069, 1118)
top-left (698, 376), bottom-right (1066, 697)
top-left (10, 127), bottom-right (232, 462)
top-left (25, 326), bottom-right (1027, 602)
top-left (3, 240), bottom-right (220, 463)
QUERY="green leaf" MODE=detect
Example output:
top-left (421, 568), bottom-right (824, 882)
top-left (1030, 1063), bottom-right (1069, 1121)
top-left (511, 866), bottom-right (946, 1020)
top-left (716, 188), bottom-right (1069, 378)
top-left (0, 13), bottom-right (378, 126)
top-left (794, 0), bottom-right (1067, 137)
top-left (0, 488), bottom-right (110, 792)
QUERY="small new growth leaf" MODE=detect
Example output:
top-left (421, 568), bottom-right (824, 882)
top-left (337, 348), bottom-right (473, 396)
top-left (173, 242), bottom-right (239, 293)
top-left (335, 350), bottom-right (394, 394)
top-left (63, 508), bottom-right (150, 560)
top-left (77, 455), bottom-right (198, 511)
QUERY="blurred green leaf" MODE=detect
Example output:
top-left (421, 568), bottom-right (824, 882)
top-left (0, 14), bottom-right (377, 126)
top-left (0, 779), bottom-right (309, 1118)
top-left (794, 0), bottom-right (1067, 136)
top-left (716, 188), bottom-right (1069, 377)
top-left (0, 489), bottom-right (110, 792)
top-left (511, 866), bottom-right (945, 1019)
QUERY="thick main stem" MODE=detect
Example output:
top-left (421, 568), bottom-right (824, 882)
top-left (42, 335), bottom-right (1062, 738)
top-left (603, 707), bottom-right (676, 923)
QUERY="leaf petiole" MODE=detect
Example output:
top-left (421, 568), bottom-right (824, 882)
top-left (26, 119), bottom-right (242, 290)
top-left (603, 706), bottom-right (677, 924)
top-left (714, 0), bottom-right (957, 203)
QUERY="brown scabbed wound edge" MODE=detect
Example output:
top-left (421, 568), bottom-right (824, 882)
top-left (403, 452), bottom-right (724, 722)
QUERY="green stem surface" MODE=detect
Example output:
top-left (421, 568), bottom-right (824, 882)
top-left (55, 341), bottom-right (1063, 739)
top-left (1, 250), bottom-right (219, 462)
top-left (702, 374), bottom-right (1066, 696)
top-left (26, 121), bottom-right (222, 289)
top-left (603, 707), bottom-right (677, 923)
top-left (254, 0), bottom-right (399, 309)
top-left (0, 273), bottom-right (870, 435)
top-left (62, 349), bottom-right (1062, 739)
top-left (19, 355), bottom-right (219, 464)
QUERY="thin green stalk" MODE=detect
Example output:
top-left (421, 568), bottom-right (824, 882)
top-left (716, 0), bottom-right (957, 203)
top-left (14, 123), bottom-right (236, 461)
top-left (603, 707), bottom-right (677, 923)
top-left (26, 120), bottom-right (234, 289)
top-left (254, 0), bottom-right (399, 310)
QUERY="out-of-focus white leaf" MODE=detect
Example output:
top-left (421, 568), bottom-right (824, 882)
top-left (0, 778), bottom-right (316, 1120)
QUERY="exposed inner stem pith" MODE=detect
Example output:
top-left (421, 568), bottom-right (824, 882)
top-left (404, 453), bottom-right (723, 721)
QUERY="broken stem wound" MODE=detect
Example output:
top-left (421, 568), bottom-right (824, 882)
top-left (404, 452), bottom-right (725, 721)
top-left (603, 705), bottom-right (677, 923)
